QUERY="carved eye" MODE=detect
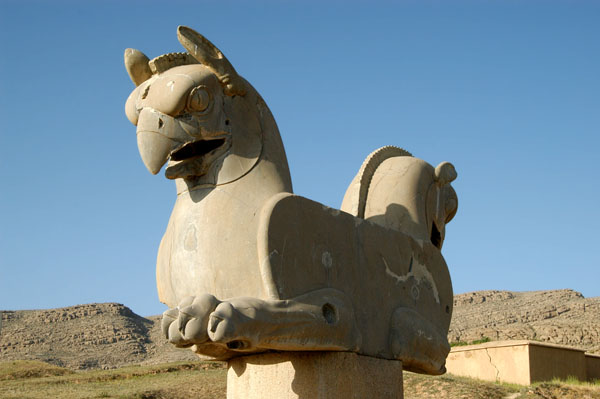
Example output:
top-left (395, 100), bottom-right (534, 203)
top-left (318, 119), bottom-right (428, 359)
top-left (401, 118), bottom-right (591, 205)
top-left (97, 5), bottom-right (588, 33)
top-left (187, 86), bottom-right (210, 112)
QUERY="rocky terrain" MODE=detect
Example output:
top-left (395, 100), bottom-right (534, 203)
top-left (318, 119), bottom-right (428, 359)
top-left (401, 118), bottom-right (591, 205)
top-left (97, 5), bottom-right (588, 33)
top-left (0, 303), bottom-right (197, 369)
top-left (1, 289), bottom-right (598, 370)
top-left (449, 289), bottom-right (600, 354)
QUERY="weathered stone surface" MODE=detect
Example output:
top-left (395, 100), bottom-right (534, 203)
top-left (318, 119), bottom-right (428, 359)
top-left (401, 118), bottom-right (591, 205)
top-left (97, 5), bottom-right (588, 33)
top-left (227, 352), bottom-right (403, 399)
top-left (449, 289), bottom-right (600, 354)
top-left (587, 354), bottom-right (600, 381)
top-left (446, 340), bottom-right (593, 385)
top-left (124, 25), bottom-right (458, 375)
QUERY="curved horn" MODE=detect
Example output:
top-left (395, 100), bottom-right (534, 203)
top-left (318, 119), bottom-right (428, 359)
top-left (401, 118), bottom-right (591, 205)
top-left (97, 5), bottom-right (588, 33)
top-left (124, 48), bottom-right (152, 86)
top-left (177, 26), bottom-right (246, 96)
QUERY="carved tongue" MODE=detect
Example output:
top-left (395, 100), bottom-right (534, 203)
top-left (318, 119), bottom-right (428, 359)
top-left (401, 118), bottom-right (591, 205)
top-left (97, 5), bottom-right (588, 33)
top-left (137, 131), bottom-right (175, 174)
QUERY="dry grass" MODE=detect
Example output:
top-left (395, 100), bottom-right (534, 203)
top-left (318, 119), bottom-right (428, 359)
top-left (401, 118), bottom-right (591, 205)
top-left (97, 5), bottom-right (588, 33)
top-left (524, 380), bottom-right (600, 399)
top-left (404, 372), bottom-right (518, 399)
top-left (0, 360), bottom-right (75, 380)
top-left (405, 372), bottom-right (600, 399)
top-left (1, 360), bottom-right (599, 399)
top-left (0, 361), bottom-right (226, 399)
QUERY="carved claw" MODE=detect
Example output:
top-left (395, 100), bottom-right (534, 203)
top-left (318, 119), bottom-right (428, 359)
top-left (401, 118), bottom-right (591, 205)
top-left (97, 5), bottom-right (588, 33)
top-left (163, 289), bottom-right (360, 355)
top-left (161, 307), bottom-right (179, 338)
top-left (161, 294), bottom-right (220, 348)
top-left (168, 319), bottom-right (192, 347)
top-left (207, 301), bottom-right (254, 349)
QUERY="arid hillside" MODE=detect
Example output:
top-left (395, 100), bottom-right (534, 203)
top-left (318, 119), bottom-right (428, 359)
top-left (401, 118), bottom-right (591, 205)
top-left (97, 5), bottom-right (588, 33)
top-left (449, 289), bottom-right (600, 354)
top-left (0, 303), bottom-right (197, 369)
top-left (1, 289), bottom-right (599, 370)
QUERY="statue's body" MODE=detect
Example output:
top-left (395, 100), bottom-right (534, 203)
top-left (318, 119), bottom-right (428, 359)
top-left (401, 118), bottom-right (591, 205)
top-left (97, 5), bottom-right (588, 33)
top-left (124, 26), bottom-right (459, 374)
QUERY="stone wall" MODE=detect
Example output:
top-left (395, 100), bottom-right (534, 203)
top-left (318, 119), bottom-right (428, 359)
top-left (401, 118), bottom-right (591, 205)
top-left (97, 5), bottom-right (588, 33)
top-left (587, 354), bottom-right (600, 381)
top-left (446, 340), bottom-right (598, 385)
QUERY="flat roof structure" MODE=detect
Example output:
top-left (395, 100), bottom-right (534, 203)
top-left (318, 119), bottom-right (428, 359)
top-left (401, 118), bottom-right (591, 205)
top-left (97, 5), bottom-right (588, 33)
top-left (446, 340), bottom-right (599, 385)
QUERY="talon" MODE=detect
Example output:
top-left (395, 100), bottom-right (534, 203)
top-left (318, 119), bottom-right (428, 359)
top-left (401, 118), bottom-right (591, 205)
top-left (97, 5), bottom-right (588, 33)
top-left (208, 313), bottom-right (223, 333)
top-left (161, 308), bottom-right (179, 339)
top-left (181, 317), bottom-right (208, 342)
top-left (207, 302), bottom-right (237, 343)
top-left (163, 295), bottom-right (223, 347)
top-left (177, 309), bottom-right (193, 333)
top-left (168, 318), bottom-right (190, 347)
top-left (188, 294), bottom-right (221, 317)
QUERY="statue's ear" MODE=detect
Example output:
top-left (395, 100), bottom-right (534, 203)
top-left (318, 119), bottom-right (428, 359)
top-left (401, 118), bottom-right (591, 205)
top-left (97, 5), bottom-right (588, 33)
top-left (124, 48), bottom-right (152, 86)
top-left (177, 26), bottom-right (246, 96)
top-left (434, 162), bottom-right (457, 185)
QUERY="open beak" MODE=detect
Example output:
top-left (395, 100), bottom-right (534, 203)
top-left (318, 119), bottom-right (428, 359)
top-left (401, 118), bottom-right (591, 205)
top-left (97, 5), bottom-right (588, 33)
top-left (136, 107), bottom-right (229, 178)
top-left (135, 108), bottom-right (192, 175)
top-left (137, 131), bottom-right (176, 175)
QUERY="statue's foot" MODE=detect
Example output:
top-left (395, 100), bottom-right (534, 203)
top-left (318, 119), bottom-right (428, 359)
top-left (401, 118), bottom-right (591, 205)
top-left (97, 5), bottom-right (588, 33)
top-left (206, 299), bottom-right (266, 350)
top-left (162, 289), bottom-right (360, 357)
top-left (206, 289), bottom-right (361, 352)
top-left (161, 294), bottom-right (220, 347)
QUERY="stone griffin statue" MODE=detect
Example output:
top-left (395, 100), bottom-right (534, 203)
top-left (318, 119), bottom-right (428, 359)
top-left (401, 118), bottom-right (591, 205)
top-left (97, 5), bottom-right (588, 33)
top-left (124, 26), bottom-right (458, 375)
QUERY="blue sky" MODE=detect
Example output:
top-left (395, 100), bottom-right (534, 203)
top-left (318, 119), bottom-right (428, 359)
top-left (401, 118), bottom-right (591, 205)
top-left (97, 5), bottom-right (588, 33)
top-left (1, 1), bottom-right (598, 316)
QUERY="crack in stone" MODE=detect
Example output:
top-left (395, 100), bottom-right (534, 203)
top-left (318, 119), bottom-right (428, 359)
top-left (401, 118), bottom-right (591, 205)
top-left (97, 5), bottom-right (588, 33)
top-left (485, 347), bottom-right (501, 382)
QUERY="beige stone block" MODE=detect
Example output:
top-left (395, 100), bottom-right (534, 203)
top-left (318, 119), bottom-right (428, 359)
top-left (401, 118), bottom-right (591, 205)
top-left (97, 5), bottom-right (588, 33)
top-left (227, 352), bottom-right (403, 399)
top-left (528, 342), bottom-right (586, 382)
top-left (446, 340), bottom-right (589, 385)
top-left (446, 341), bottom-right (530, 385)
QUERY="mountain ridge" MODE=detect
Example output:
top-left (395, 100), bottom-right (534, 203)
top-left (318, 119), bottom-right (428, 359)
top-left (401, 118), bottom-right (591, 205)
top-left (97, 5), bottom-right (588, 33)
top-left (449, 288), bottom-right (600, 354)
top-left (0, 302), bottom-right (198, 369)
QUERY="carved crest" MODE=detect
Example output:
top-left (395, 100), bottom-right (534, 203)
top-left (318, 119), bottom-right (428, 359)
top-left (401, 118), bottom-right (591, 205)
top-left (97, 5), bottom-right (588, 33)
top-left (177, 26), bottom-right (246, 96)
